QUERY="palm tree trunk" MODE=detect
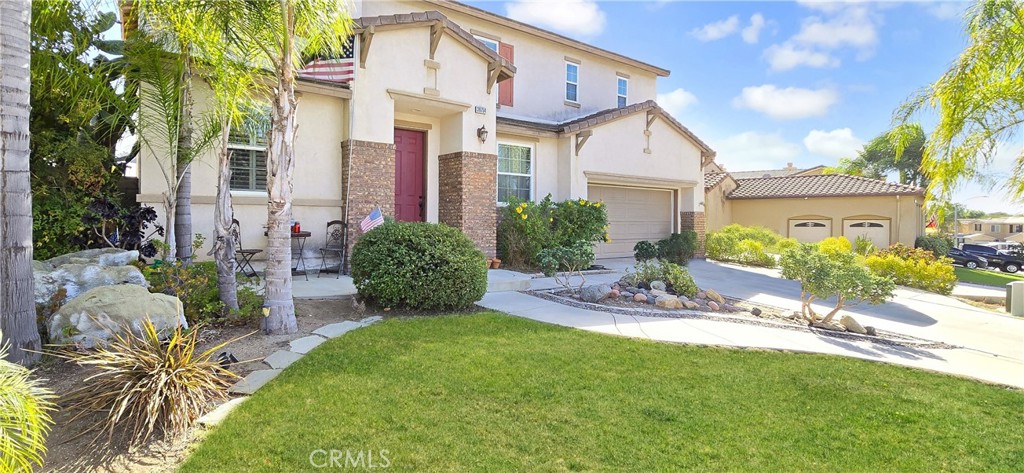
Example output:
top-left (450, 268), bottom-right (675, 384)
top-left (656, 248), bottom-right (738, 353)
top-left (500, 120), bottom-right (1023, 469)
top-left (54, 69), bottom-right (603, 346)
top-left (0, 0), bottom-right (42, 365)
top-left (262, 0), bottom-right (297, 335)
top-left (174, 54), bottom-right (194, 264)
top-left (212, 123), bottom-right (239, 314)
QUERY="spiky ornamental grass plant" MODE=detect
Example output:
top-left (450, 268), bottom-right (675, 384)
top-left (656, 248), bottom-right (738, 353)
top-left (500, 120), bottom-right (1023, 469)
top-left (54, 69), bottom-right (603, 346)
top-left (54, 320), bottom-right (244, 447)
top-left (0, 334), bottom-right (57, 472)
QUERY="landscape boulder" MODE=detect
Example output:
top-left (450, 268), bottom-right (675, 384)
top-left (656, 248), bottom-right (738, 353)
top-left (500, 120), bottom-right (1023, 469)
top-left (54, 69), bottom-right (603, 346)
top-left (580, 284), bottom-right (613, 303)
top-left (633, 293), bottom-right (647, 303)
top-left (650, 280), bottom-right (667, 292)
top-left (750, 307), bottom-right (762, 317)
top-left (682, 300), bottom-right (700, 310)
top-left (707, 301), bottom-right (720, 311)
top-left (34, 249), bottom-right (146, 312)
top-left (655, 296), bottom-right (683, 309)
top-left (48, 284), bottom-right (187, 348)
top-left (840, 315), bottom-right (867, 335)
top-left (704, 289), bottom-right (725, 305)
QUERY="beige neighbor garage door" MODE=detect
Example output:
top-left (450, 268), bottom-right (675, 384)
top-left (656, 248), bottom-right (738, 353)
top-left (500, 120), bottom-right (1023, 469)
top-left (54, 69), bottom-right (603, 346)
top-left (589, 185), bottom-right (673, 259)
top-left (844, 219), bottom-right (890, 249)
top-left (789, 219), bottom-right (832, 243)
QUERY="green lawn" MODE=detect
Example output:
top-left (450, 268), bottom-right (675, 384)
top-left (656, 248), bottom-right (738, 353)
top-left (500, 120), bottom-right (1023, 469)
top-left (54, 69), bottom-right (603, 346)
top-left (955, 266), bottom-right (1024, 287)
top-left (181, 313), bottom-right (1024, 472)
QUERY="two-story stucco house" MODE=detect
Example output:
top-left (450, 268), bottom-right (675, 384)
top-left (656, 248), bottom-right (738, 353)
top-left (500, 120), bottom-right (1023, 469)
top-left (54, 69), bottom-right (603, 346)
top-left (957, 217), bottom-right (1024, 244)
top-left (134, 0), bottom-right (715, 264)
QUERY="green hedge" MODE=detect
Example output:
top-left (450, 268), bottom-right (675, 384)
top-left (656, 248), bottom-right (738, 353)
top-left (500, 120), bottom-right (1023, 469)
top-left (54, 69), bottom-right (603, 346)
top-left (351, 222), bottom-right (487, 310)
top-left (497, 195), bottom-right (608, 269)
top-left (706, 224), bottom-right (794, 268)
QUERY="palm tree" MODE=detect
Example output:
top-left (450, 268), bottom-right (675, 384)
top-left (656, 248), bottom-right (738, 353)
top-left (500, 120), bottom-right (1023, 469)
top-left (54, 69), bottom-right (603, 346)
top-left (205, 0), bottom-right (352, 334)
top-left (0, 0), bottom-right (42, 365)
top-left (0, 333), bottom-right (56, 470)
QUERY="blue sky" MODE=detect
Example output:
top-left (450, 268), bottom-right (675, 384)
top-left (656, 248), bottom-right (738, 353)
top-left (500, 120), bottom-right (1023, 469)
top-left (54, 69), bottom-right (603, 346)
top-left (467, 0), bottom-right (1023, 214)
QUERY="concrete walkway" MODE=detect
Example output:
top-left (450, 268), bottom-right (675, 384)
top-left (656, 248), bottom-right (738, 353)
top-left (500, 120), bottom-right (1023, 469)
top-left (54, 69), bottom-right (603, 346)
top-left (479, 258), bottom-right (1024, 389)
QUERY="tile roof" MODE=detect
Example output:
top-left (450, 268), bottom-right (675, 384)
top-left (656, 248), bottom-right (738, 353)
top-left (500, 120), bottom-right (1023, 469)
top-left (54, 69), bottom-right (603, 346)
top-left (704, 171), bottom-right (729, 190)
top-left (494, 100), bottom-right (715, 158)
top-left (727, 174), bottom-right (924, 200)
top-left (730, 169), bottom-right (803, 179)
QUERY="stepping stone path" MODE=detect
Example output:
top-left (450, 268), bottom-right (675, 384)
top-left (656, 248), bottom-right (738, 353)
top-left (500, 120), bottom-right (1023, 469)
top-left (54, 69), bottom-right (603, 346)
top-left (227, 316), bottom-right (383, 396)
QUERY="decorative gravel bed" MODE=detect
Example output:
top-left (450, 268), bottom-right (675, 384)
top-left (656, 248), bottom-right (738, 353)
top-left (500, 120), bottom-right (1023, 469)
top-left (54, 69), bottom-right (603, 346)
top-left (527, 288), bottom-right (955, 350)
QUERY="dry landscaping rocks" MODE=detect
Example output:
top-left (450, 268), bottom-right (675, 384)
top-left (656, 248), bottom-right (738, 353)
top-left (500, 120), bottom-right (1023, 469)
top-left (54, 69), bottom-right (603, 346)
top-left (48, 284), bottom-right (186, 348)
top-left (840, 315), bottom-right (867, 335)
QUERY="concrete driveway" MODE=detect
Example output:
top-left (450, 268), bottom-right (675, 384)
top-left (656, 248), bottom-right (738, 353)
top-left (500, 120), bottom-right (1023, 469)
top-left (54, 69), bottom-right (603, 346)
top-left (680, 259), bottom-right (1024, 364)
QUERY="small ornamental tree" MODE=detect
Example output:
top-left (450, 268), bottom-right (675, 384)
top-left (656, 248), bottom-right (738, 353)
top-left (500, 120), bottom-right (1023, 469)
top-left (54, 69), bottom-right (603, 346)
top-left (780, 243), bottom-right (895, 324)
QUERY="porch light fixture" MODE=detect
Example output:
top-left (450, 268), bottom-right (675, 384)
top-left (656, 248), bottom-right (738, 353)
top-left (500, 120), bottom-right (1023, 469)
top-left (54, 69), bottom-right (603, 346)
top-left (477, 125), bottom-right (489, 143)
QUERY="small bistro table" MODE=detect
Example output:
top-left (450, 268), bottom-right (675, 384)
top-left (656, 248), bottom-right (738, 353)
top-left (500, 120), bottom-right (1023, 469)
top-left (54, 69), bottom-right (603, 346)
top-left (265, 230), bottom-right (312, 280)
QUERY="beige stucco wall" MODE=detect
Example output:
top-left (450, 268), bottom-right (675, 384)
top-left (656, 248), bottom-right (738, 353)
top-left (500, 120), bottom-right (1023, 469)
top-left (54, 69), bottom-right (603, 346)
top-left (574, 114), bottom-right (703, 214)
top-left (728, 195), bottom-right (925, 246)
top-left (704, 178), bottom-right (737, 232)
top-left (957, 220), bottom-right (1024, 240)
top-left (137, 80), bottom-right (347, 262)
top-left (359, 0), bottom-right (660, 121)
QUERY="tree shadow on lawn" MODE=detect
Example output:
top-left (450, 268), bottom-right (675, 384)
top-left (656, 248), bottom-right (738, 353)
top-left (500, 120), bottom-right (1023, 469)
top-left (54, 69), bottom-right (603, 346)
top-left (815, 335), bottom-right (947, 362)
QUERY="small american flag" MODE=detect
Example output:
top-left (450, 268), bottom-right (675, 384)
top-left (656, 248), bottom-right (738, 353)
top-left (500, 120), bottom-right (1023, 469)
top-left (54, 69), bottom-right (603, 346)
top-left (360, 207), bottom-right (384, 233)
top-left (299, 37), bottom-right (355, 84)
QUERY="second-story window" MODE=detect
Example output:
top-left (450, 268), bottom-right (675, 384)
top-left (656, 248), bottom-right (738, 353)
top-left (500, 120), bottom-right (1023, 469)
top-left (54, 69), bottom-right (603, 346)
top-left (974, 223), bottom-right (982, 231)
top-left (565, 62), bottom-right (579, 103)
top-left (474, 35), bottom-right (498, 53)
top-left (617, 77), bottom-right (628, 107)
top-left (1014, 224), bottom-right (1023, 233)
top-left (991, 224), bottom-right (1001, 232)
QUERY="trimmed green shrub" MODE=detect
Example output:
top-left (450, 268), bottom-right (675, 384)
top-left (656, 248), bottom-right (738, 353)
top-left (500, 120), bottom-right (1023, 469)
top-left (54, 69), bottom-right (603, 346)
top-left (145, 261), bottom-right (264, 325)
top-left (496, 196), bottom-right (553, 268)
top-left (705, 224), bottom-right (788, 268)
top-left (915, 235), bottom-right (953, 257)
top-left (633, 240), bottom-right (658, 262)
top-left (628, 261), bottom-right (698, 298)
top-left (865, 244), bottom-right (956, 295)
top-left (657, 231), bottom-right (698, 264)
top-left (352, 222), bottom-right (487, 310)
top-left (660, 261), bottom-right (699, 298)
top-left (550, 197), bottom-right (609, 247)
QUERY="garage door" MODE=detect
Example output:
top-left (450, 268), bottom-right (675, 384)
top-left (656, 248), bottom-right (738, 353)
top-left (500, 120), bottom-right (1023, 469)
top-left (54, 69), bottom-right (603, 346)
top-left (588, 185), bottom-right (673, 259)
top-left (789, 219), bottom-right (832, 243)
top-left (844, 219), bottom-right (890, 249)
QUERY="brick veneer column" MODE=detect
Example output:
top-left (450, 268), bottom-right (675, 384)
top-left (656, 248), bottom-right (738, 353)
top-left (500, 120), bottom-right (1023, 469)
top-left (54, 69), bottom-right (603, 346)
top-left (342, 139), bottom-right (396, 264)
top-left (680, 211), bottom-right (706, 258)
top-left (438, 151), bottom-right (497, 257)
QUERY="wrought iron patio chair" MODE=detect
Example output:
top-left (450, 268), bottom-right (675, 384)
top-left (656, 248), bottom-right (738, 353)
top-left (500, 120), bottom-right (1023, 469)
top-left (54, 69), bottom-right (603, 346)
top-left (318, 220), bottom-right (348, 278)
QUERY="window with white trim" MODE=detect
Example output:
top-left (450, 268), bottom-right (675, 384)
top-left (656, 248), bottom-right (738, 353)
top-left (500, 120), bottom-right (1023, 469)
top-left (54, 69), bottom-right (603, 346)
top-left (1013, 224), bottom-right (1023, 233)
top-left (473, 35), bottom-right (498, 53)
top-left (565, 62), bottom-right (579, 103)
top-left (991, 224), bottom-right (1001, 232)
top-left (617, 77), bottom-right (628, 108)
top-left (228, 113), bottom-right (270, 191)
top-left (497, 143), bottom-right (532, 204)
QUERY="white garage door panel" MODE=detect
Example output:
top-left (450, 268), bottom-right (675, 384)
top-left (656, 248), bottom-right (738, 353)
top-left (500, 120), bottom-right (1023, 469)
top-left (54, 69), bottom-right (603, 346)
top-left (589, 185), bottom-right (673, 259)
top-left (845, 220), bottom-right (890, 249)
top-left (790, 220), bottom-right (831, 243)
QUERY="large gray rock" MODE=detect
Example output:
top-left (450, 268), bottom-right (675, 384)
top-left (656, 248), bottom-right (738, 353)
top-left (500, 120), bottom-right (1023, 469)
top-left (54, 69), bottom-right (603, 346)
top-left (48, 285), bottom-right (186, 348)
top-left (650, 280), bottom-right (667, 292)
top-left (840, 315), bottom-right (867, 335)
top-left (34, 249), bottom-right (146, 312)
top-left (580, 284), bottom-right (613, 303)
top-left (45, 248), bottom-right (140, 268)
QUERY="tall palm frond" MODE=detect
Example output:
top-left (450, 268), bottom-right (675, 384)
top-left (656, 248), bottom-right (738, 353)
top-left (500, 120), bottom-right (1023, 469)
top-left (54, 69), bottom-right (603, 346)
top-left (0, 335), bottom-right (57, 472)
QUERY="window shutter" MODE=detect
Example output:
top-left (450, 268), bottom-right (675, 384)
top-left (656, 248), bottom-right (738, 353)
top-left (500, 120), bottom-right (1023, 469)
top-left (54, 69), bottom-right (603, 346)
top-left (498, 42), bottom-right (514, 106)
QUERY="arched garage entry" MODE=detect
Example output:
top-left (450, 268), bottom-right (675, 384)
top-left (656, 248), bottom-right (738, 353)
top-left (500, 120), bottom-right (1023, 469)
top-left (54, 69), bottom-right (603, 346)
top-left (788, 216), bottom-right (832, 243)
top-left (843, 216), bottom-right (891, 249)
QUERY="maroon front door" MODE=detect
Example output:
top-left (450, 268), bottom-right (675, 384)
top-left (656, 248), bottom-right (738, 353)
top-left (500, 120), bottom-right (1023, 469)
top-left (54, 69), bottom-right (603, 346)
top-left (394, 129), bottom-right (425, 222)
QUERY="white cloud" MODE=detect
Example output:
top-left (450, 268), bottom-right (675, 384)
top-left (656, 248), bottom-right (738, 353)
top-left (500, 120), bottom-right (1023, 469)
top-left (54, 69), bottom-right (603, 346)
top-left (924, 2), bottom-right (967, 20)
top-left (690, 15), bottom-right (740, 42)
top-left (713, 131), bottom-right (803, 169)
top-left (656, 88), bottom-right (699, 117)
top-left (803, 128), bottom-right (865, 160)
top-left (793, 6), bottom-right (878, 51)
top-left (505, 0), bottom-right (607, 38)
top-left (741, 13), bottom-right (766, 44)
top-left (763, 43), bottom-right (839, 71)
top-left (732, 85), bottom-right (840, 120)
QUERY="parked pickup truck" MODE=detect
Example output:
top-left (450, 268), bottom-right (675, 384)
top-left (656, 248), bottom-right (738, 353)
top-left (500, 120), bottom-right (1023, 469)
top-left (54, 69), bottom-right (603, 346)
top-left (961, 244), bottom-right (1023, 273)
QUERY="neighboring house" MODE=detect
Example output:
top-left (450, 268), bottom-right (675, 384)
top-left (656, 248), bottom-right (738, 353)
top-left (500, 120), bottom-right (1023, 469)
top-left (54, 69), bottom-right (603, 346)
top-left (134, 0), bottom-right (715, 264)
top-left (956, 217), bottom-right (1024, 243)
top-left (728, 163), bottom-right (825, 180)
top-left (704, 167), bottom-right (925, 249)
